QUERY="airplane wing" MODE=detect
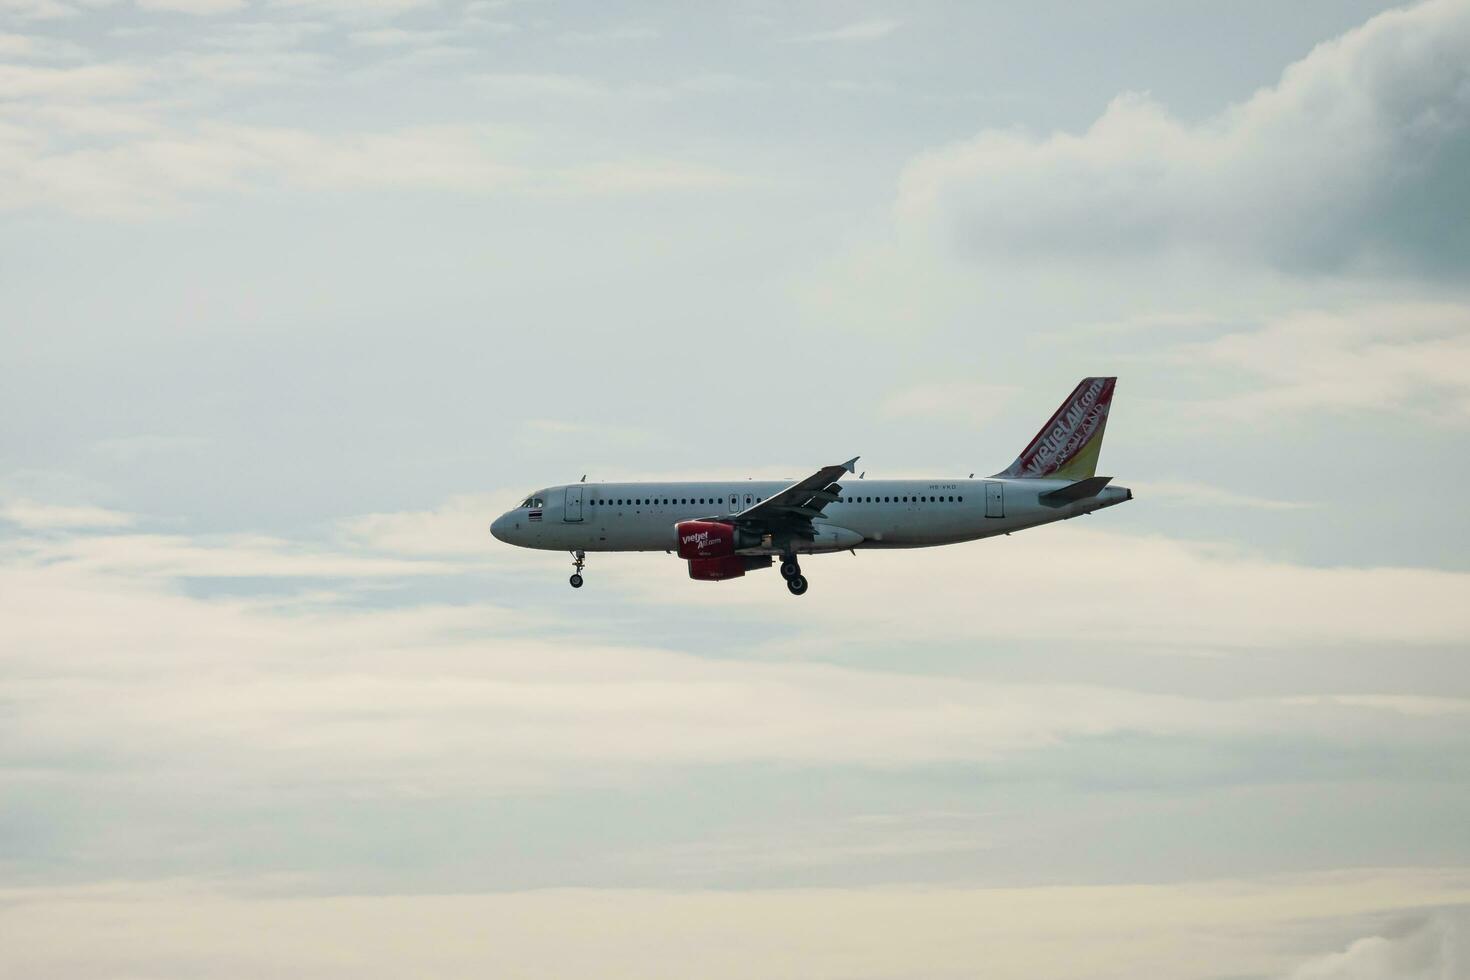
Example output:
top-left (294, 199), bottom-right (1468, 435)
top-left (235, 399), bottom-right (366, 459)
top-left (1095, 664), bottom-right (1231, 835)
top-left (726, 457), bottom-right (858, 530)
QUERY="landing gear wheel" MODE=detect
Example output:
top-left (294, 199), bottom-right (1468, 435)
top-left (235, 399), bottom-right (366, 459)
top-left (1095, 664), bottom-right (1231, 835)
top-left (569, 550), bottom-right (586, 589)
top-left (786, 574), bottom-right (808, 596)
top-left (780, 559), bottom-right (800, 580)
top-left (569, 573), bottom-right (584, 589)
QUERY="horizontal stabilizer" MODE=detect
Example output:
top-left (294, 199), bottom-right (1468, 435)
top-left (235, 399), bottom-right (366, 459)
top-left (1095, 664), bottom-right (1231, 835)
top-left (1039, 476), bottom-right (1112, 507)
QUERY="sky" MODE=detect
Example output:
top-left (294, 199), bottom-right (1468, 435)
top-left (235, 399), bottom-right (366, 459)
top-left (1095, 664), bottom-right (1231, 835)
top-left (2, 0), bottom-right (1469, 977)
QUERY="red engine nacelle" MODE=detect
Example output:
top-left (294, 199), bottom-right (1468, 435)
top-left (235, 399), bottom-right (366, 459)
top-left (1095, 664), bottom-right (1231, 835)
top-left (676, 520), bottom-right (741, 559)
top-left (687, 555), bottom-right (773, 581)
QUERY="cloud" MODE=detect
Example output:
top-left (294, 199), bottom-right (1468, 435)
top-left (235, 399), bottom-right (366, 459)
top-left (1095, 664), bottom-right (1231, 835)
top-left (1286, 909), bottom-right (1469, 979)
top-left (1133, 481), bottom-right (1314, 511)
top-left (0, 0), bottom-right (75, 19)
top-left (620, 522), bottom-right (1470, 655)
top-left (787, 18), bottom-right (900, 43)
top-left (0, 499), bottom-right (134, 529)
top-left (199, 19), bottom-right (327, 49)
top-left (339, 493), bottom-right (505, 555)
top-left (5, 510), bottom-right (1470, 805)
top-left (0, 118), bottom-right (746, 215)
top-left (136, 0), bottom-right (247, 14)
top-left (0, 62), bottom-right (149, 98)
top-left (267, 0), bottom-right (434, 20)
top-left (0, 31), bottom-right (86, 58)
top-left (1171, 303), bottom-right (1470, 423)
top-left (896, 0), bottom-right (1470, 276)
top-left (1, 871), bottom-right (1467, 980)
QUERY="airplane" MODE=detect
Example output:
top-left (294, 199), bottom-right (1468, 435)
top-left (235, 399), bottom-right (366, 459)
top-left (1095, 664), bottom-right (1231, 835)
top-left (490, 377), bottom-right (1132, 596)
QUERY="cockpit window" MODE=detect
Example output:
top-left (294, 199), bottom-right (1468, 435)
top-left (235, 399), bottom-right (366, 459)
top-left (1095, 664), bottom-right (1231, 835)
top-left (519, 497), bottom-right (544, 509)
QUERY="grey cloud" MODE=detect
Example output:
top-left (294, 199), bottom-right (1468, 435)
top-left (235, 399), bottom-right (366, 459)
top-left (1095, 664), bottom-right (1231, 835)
top-left (897, 0), bottom-right (1470, 277)
top-left (1285, 908), bottom-right (1469, 979)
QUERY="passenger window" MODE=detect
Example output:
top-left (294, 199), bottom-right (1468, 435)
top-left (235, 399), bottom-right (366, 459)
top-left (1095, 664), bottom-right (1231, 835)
top-left (958, 496), bottom-right (964, 502)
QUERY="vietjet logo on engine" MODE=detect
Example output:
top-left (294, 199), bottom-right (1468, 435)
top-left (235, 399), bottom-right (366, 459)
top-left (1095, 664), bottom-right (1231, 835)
top-left (676, 520), bottom-right (734, 559)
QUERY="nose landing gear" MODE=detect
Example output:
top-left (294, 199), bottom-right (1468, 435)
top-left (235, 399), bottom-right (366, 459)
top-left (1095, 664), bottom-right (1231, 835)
top-left (780, 556), bottom-right (807, 596)
top-left (569, 550), bottom-right (586, 589)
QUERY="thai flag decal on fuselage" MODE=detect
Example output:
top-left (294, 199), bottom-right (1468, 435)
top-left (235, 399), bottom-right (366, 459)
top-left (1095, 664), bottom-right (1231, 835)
top-left (528, 510), bottom-right (542, 522)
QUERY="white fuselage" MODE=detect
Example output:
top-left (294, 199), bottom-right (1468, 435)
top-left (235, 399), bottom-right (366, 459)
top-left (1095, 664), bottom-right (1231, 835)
top-left (490, 477), bottom-right (1132, 555)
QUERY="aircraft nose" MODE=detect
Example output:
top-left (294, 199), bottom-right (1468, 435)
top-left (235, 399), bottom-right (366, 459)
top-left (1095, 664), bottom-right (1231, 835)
top-left (490, 513), bottom-right (510, 542)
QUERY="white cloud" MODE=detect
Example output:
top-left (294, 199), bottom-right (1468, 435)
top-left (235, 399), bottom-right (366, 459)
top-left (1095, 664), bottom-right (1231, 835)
top-left (161, 47), bottom-right (330, 85)
top-left (0, 0), bottom-right (75, 19)
top-left (0, 62), bottom-right (149, 98)
top-left (200, 19), bottom-right (327, 49)
top-left (1172, 303), bottom-right (1470, 423)
top-left (0, 499), bottom-right (134, 529)
top-left (897, 0), bottom-right (1470, 275)
top-left (0, 116), bottom-right (747, 215)
top-left (0, 31), bottom-right (86, 58)
top-left (348, 26), bottom-right (454, 45)
top-left (787, 18), bottom-right (899, 43)
top-left (4, 512), bottom-right (1470, 800)
top-left (616, 522), bottom-right (1470, 654)
top-left (267, 0), bottom-right (432, 19)
top-left (339, 492), bottom-right (505, 555)
top-left (136, 0), bottom-right (247, 14)
top-left (0, 870), bottom-right (1466, 980)
top-left (1132, 481), bottom-right (1314, 511)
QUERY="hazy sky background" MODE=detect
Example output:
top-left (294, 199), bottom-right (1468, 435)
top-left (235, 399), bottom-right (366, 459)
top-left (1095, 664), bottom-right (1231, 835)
top-left (3, 1), bottom-right (1469, 977)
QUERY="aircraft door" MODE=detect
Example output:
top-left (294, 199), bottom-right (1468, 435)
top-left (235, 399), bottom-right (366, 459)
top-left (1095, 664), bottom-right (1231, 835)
top-left (564, 485), bottom-right (583, 523)
top-left (985, 481), bottom-right (1004, 518)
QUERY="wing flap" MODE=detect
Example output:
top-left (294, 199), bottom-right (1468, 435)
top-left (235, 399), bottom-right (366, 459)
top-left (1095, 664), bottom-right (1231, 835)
top-left (730, 457), bottom-right (858, 528)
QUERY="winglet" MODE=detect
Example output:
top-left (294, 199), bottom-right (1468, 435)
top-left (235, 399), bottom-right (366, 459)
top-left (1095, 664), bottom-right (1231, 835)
top-left (841, 456), bottom-right (859, 474)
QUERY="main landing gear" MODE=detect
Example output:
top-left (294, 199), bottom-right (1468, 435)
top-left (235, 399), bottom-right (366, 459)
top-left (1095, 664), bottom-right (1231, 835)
top-left (569, 550), bottom-right (586, 589)
top-left (780, 556), bottom-right (808, 596)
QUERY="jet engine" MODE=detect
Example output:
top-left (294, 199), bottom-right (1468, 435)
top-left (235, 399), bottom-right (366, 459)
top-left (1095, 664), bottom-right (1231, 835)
top-left (674, 520), bottom-right (761, 559)
top-left (687, 555), bottom-right (773, 581)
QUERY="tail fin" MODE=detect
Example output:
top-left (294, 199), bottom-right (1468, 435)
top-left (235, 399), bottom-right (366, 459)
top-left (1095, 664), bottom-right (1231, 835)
top-left (996, 377), bottom-right (1116, 480)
